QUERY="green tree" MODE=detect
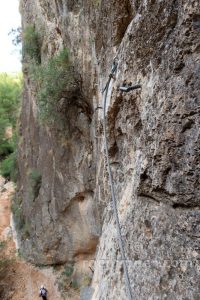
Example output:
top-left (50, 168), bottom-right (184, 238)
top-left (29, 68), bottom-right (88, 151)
top-left (0, 73), bottom-right (22, 179)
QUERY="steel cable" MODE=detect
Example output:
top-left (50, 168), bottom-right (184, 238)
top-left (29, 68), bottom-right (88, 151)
top-left (102, 70), bottom-right (133, 300)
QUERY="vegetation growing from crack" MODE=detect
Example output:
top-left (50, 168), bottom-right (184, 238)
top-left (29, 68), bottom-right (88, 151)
top-left (11, 197), bottom-right (24, 231)
top-left (30, 48), bottom-right (80, 128)
top-left (55, 263), bottom-right (80, 299)
top-left (55, 263), bottom-right (92, 299)
top-left (23, 25), bottom-right (42, 63)
top-left (22, 26), bottom-right (81, 128)
top-left (11, 196), bottom-right (31, 241)
top-left (28, 169), bottom-right (42, 201)
top-left (92, 0), bottom-right (101, 7)
top-left (11, 168), bottom-right (41, 240)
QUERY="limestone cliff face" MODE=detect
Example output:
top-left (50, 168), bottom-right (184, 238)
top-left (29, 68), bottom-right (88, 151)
top-left (18, 0), bottom-right (101, 265)
top-left (18, 0), bottom-right (200, 299)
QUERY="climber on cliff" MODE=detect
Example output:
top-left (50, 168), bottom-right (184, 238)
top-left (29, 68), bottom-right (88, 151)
top-left (39, 285), bottom-right (48, 300)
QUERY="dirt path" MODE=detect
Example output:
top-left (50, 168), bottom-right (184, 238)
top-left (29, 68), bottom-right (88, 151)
top-left (10, 261), bottom-right (62, 300)
top-left (0, 176), bottom-right (63, 300)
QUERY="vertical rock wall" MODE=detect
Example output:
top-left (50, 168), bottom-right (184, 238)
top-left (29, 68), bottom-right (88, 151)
top-left (92, 1), bottom-right (200, 299)
top-left (18, 0), bottom-right (101, 265)
top-left (18, 0), bottom-right (200, 299)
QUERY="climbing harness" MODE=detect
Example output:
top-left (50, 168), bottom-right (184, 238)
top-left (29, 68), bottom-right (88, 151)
top-left (102, 61), bottom-right (133, 300)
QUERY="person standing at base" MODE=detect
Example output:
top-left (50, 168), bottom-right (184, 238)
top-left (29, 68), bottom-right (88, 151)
top-left (39, 285), bottom-right (48, 300)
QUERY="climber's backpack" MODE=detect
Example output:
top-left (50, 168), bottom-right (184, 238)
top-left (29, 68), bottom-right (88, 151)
top-left (41, 288), bottom-right (46, 296)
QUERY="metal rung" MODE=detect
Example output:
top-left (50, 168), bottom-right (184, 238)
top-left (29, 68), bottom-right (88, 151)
top-left (119, 84), bottom-right (141, 92)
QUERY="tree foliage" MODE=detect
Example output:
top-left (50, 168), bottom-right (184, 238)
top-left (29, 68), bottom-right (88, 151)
top-left (31, 48), bottom-right (80, 126)
top-left (9, 27), bottom-right (22, 47)
top-left (0, 73), bottom-right (21, 128)
top-left (23, 25), bottom-right (41, 63)
top-left (0, 73), bottom-right (22, 179)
